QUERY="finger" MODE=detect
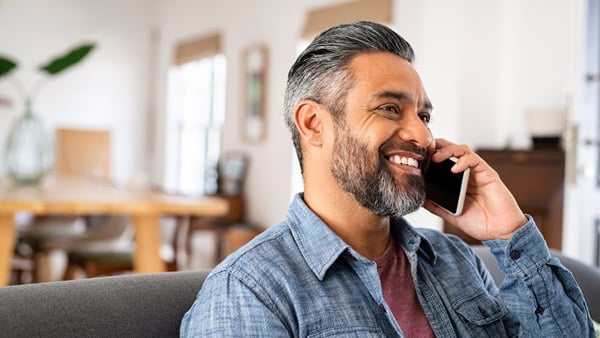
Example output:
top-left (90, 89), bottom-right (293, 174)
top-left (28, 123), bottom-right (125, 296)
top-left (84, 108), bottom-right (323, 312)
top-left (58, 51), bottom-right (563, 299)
top-left (431, 140), bottom-right (471, 163)
top-left (451, 152), bottom-right (481, 173)
top-left (430, 138), bottom-right (454, 162)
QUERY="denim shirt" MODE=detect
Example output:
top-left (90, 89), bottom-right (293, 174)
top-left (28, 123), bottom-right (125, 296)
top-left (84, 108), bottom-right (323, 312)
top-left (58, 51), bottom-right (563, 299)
top-left (180, 194), bottom-right (594, 337)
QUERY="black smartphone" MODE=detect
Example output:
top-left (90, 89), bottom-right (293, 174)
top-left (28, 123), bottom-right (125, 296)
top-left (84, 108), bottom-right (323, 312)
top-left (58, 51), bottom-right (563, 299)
top-left (424, 157), bottom-right (470, 216)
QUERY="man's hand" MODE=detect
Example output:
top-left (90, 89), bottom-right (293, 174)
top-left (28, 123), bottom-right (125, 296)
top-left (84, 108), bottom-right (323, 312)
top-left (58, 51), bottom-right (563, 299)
top-left (422, 138), bottom-right (528, 241)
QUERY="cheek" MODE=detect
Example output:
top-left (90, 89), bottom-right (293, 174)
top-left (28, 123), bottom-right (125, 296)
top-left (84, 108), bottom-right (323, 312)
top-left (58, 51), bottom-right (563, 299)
top-left (369, 122), bottom-right (397, 144)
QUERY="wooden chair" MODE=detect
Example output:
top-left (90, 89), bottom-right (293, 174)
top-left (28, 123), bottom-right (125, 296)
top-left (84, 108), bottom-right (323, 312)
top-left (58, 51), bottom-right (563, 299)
top-left (53, 130), bottom-right (212, 278)
top-left (9, 239), bottom-right (35, 285)
top-left (18, 127), bottom-right (133, 282)
top-left (63, 215), bottom-right (186, 279)
top-left (54, 128), bottom-right (111, 180)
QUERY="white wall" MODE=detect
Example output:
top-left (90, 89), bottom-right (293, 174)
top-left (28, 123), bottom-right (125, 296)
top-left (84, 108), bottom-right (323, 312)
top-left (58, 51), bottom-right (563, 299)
top-left (395, 0), bottom-right (580, 148)
top-left (0, 0), bottom-right (154, 183)
top-left (0, 0), bottom-right (590, 259)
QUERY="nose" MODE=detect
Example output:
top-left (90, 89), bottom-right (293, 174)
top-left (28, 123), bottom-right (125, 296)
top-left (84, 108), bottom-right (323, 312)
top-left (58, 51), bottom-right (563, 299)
top-left (398, 114), bottom-right (433, 151)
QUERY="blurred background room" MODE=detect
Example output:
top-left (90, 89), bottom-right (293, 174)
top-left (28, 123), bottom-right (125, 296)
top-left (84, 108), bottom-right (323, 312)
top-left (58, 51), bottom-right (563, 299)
top-left (1, 0), bottom-right (599, 284)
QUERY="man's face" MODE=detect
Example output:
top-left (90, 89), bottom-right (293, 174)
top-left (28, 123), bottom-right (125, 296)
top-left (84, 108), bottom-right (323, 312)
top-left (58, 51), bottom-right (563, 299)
top-left (329, 52), bottom-right (434, 218)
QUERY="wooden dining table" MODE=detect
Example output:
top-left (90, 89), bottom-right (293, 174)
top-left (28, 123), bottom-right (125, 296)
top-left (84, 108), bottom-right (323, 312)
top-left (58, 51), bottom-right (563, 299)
top-left (0, 175), bottom-right (229, 286)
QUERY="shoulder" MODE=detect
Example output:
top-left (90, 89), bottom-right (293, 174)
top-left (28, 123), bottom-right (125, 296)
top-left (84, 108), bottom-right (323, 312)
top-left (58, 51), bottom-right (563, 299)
top-left (204, 221), bottom-right (306, 292)
top-left (182, 223), bottom-right (298, 336)
top-left (219, 221), bottom-right (297, 269)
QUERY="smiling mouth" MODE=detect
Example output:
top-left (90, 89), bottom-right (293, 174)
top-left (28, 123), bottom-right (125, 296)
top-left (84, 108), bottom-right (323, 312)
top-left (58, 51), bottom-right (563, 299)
top-left (386, 154), bottom-right (421, 169)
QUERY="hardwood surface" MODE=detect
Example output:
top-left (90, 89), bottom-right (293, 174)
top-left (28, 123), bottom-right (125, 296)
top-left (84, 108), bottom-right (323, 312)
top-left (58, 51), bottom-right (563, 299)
top-left (0, 176), bottom-right (229, 286)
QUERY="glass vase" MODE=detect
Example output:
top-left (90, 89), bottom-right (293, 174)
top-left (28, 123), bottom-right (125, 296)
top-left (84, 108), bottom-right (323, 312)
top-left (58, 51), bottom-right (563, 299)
top-left (4, 99), bottom-right (54, 185)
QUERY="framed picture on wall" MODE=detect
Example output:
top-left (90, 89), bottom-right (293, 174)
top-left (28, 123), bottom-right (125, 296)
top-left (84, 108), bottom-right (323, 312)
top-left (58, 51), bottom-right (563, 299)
top-left (242, 44), bottom-right (268, 142)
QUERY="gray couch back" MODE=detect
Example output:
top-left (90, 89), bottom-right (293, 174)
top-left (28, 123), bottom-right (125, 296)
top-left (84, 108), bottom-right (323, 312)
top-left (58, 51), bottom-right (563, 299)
top-left (0, 270), bottom-right (208, 338)
top-left (2, 247), bottom-right (598, 336)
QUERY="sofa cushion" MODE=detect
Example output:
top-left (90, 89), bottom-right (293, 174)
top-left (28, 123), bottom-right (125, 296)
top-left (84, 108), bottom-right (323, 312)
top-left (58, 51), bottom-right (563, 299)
top-left (0, 270), bottom-right (208, 338)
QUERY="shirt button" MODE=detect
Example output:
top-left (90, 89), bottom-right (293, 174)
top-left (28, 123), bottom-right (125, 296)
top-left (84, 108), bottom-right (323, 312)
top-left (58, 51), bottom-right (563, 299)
top-left (379, 304), bottom-right (386, 314)
top-left (535, 304), bottom-right (545, 315)
top-left (478, 307), bottom-right (490, 318)
top-left (510, 250), bottom-right (521, 260)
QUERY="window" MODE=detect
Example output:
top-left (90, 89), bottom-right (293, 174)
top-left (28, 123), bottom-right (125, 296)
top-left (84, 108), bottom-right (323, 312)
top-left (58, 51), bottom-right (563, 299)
top-left (164, 35), bottom-right (226, 196)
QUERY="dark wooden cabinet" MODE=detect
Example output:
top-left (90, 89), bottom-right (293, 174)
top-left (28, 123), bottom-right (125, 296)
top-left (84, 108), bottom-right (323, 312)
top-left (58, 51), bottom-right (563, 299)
top-left (443, 148), bottom-right (565, 250)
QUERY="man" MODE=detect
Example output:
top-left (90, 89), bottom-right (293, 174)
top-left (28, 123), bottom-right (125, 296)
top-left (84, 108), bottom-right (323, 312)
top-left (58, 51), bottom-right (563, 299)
top-left (181, 21), bottom-right (593, 337)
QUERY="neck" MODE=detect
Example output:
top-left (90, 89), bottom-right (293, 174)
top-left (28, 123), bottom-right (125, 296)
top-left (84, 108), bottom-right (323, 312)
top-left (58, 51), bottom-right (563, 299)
top-left (304, 184), bottom-right (391, 260)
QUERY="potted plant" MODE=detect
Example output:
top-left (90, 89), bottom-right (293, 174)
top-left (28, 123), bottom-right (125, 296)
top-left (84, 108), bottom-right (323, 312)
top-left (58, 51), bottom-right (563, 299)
top-left (0, 43), bottom-right (95, 185)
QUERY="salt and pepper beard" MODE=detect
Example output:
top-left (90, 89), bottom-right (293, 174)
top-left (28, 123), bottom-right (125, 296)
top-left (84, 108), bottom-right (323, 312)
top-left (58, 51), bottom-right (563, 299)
top-left (330, 124), bottom-right (427, 219)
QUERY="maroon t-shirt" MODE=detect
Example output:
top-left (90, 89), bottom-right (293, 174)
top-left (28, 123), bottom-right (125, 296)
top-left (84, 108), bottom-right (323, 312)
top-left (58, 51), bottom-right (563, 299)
top-left (375, 236), bottom-right (435, 337)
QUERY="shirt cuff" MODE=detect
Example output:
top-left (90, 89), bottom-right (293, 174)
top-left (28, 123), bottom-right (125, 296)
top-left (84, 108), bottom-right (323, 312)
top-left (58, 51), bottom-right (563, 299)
top-left (482, 215), bottom-right (552, 278)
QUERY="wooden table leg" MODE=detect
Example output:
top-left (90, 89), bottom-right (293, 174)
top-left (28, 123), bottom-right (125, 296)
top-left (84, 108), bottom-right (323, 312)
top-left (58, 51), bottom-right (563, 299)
top-left (131, 215), bottom-right (166, 273)
top-left (0, 213), bottom-right (16, 286)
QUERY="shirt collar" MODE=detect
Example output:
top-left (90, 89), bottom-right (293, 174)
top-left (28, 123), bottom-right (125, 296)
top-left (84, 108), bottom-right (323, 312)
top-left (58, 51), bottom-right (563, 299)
top-left (286, 193), bottom-right (437, 280)
top-left (286, 194), bottom-right (350, 281)
top-left (391, 217), bottom-right (437, 264)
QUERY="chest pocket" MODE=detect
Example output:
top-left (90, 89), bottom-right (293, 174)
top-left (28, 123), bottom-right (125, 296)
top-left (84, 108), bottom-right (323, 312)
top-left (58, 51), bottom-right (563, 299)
top-left (455, 293), bottom-right (508, 336)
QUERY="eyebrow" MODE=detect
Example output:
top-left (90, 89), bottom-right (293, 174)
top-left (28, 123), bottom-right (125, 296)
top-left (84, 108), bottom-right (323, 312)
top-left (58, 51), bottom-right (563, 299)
top-left (371, 90), bottom-right (434, 110)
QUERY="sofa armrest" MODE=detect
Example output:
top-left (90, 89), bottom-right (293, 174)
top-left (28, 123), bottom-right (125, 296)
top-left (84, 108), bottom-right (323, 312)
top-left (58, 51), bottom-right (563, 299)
top-left (0, 270), bottom-right (209, 338)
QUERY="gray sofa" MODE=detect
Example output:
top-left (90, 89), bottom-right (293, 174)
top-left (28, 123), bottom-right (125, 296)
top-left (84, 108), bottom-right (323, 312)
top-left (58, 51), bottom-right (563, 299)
top-left (0, 248), bottom-right (598, 337)
top-left (0, 270), bottom-right (209, 337)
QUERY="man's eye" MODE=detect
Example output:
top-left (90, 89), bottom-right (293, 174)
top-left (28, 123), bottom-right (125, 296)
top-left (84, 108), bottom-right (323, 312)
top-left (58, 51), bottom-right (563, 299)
top-left (419, 112), bottom-right (431, 124)
top-left (378, 105), bottom-right (401, 116)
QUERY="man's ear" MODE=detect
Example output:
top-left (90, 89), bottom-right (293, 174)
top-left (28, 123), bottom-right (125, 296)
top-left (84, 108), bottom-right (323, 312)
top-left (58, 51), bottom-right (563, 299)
top-left (293, 99), bottom-right (327, 147)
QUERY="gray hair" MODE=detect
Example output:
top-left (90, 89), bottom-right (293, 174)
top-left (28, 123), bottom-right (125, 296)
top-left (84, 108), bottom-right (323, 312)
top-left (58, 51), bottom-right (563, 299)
top-left (284, 21), bottom-right (415, 173)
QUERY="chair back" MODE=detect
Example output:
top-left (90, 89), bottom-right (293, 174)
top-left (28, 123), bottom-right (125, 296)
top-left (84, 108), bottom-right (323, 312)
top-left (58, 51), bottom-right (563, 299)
top-left (54, 128), bottom-right (111, 179)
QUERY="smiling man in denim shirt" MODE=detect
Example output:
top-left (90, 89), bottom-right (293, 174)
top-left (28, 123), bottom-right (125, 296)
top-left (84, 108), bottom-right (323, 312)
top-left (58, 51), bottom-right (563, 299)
top-left (181, 21), bottom-right (594, 337)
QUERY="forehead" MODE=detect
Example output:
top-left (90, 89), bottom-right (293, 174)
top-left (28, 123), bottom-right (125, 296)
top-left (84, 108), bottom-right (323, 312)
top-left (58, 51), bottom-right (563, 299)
top-left (348, 52), bottom-right (428, 105)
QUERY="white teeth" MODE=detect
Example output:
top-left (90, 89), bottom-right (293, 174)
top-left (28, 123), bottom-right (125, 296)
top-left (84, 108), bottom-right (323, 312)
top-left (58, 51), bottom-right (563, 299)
top-left (388, 155), bottom-right (419, 168)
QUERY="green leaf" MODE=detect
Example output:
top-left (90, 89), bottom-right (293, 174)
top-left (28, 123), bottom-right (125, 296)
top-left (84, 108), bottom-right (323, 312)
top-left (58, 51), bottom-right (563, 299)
top-left (39, 43), bottom-right (95, 76)
top-left (0, 57), bottom-right (17, 79)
